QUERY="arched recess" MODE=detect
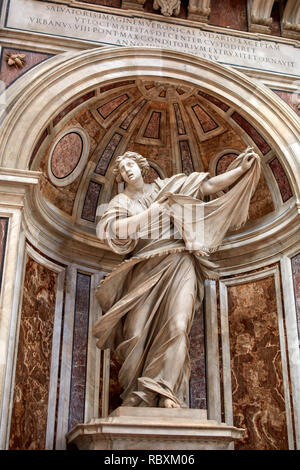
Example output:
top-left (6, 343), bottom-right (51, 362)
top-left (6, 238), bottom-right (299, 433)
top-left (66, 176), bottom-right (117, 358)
top-left (1, 46), bottom-right (300, 451)
top-left (0, 46), bottom-right (299, 272)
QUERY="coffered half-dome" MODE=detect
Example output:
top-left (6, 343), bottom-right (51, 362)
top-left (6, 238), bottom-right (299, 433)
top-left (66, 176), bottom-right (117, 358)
top-left (34, 77), bottom-right (279, 233)
top-left (1, 47), bottom-right (298, 270)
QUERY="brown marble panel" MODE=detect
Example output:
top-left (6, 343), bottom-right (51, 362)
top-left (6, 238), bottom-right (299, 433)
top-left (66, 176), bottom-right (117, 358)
top-left (291, 254), bottom-right (300, 347)
top-left (228, 276), bottom-right (289, 450)
top-left (143, 111), bottom-right (161, 139)
top-left (95, 132), bottom-right (123, 175)
top-left (9, 257), bottom-right (58, 450)
top-left (68, 273), bottom-right (91, 431)
top-left (231, 111), bottom-right (271, 155)
top-left (179, 140), bottom-right (194, 175)
top-left (97, 94), bottom-right (129, 119)
top-left (272, 90), bottom-right (300, 117)
top-left (0, 48), bottom-right (52, 89)
top-left (192, 104), bottom-right (218, 133)
top-left (189, 308), bottom-right (206, 409)
top-left (198, 91), bottom-right (230, 112)
top-left (0, 218), bottom-right (8, 294)
top-left (269, 157), bottom-right (293, 202)
top-left (209, 0), bottom-right (247, 31)
top-left (81, 181), bottom-right (102, 222)
top-left (248, 173), bottom-right (275, 221)
top-left (120, 99), bottom-right (147, 130)
top-left (50, 132), bottom-right (83, 179)
top-left (173, 103), bottom-right (186, 135)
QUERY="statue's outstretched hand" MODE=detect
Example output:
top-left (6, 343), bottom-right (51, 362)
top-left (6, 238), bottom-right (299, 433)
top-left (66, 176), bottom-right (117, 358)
top-left (240, 147), bottom-right (258, 173)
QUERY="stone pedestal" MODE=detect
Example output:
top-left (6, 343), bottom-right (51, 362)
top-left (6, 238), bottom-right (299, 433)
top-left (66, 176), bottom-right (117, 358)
top-left (66, 407), bottom-right (244, 450)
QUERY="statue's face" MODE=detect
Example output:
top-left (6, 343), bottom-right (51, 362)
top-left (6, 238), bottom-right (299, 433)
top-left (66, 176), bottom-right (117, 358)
top-left (119, 157), bottom-right (142, 184)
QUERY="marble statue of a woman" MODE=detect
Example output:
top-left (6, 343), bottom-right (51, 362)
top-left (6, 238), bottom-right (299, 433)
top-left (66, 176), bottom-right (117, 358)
top-left (93, 149), bottom-right (260, 409)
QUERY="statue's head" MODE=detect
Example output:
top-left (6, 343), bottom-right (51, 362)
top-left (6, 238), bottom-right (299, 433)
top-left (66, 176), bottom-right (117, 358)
top-left (113, 151), bottom-right (150, 184)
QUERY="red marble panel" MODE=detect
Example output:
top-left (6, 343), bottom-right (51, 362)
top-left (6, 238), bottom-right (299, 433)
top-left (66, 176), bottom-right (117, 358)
top-left (228, 276), bottom-right (289, 450)
top-left (231, 111), bottom-right (271, 155)
top-left (53, 91), bottom-right (96, 127)
top-left (198, 91), bottom-right (230, 112)
top-left (100, 80), bottom-right (135, 93)
top-left (291, 254), bottom-right (300, 347)
top-left (81, 181), bottom-right (102, 222)
top-left (272, 90), bottom-right (300, 117)
top-left (173, 103), bottom-right (186, 135)
top-left (269, 157), bottom-right (293, 202)
top-left (179, 140), bottom-right (194, 175)
top-left (192, 104), bottom-right (218, 133)
top-left (68, 273), bottom-right (91, 431)
top-left (0, 48), bottom-right (52, 89)
top-left (143, 111), bottom-right (161, 139)
top-left (209, 0), bottom-right (247, 31)
top-left (189, 308), bottom-right (206, 409)
top-left (120, 99), bottom-right (147, 130)
top-left (9, 257), bottom-right (57, 450)
top-left (50, 132), bottom-right (83, 179)
top-left (0, 218), bottom-right (8, 293)
top-left (95, 132), bottom-right (123, 175)
top-left (97, 94), bottom-right (129, 119)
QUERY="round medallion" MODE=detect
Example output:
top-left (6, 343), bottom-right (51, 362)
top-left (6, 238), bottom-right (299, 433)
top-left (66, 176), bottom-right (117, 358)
top-left (48, 128), bottom-right (89, 187)
top-left (51, 132), bottom-right (83, 179)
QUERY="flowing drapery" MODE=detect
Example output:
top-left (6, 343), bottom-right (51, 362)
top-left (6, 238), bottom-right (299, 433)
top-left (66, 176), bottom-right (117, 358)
top-left (93, 158), bottom-right (260, 407)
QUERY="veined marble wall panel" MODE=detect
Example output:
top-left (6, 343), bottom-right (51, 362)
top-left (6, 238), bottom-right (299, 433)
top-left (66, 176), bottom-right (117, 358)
top-left (9, 256), bottom-right (58, 450)
top-left (0, 48), bottom-right (52, 89)
top-left (0, 218), bottom-right (8, 294)
top-left (226, 275), bottom-right (291, 450)
top-left (68, 272), bottom-right (91, 431)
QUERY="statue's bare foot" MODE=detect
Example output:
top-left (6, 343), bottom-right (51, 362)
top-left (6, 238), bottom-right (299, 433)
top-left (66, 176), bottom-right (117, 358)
top-left (159, 397), bottom-right (180, 408)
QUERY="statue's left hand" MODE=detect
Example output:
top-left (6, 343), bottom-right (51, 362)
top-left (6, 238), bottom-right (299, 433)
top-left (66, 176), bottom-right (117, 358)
top-left (240, 147), bottom-right (258, 172)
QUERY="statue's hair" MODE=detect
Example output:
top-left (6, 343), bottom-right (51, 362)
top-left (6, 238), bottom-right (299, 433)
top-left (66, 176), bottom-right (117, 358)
top-left (113, 151), bottom-right (150, 183)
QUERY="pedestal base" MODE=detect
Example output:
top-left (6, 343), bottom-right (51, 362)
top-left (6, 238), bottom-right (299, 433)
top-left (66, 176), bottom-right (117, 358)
top-left (67, 407), bottom-right (244, 450)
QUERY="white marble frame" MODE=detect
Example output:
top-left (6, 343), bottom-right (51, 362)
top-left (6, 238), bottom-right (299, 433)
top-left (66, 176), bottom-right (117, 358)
top-left (280, 247), bottom-right (300, 450)
top-left (0, 207), bottom-right (25, 450)
top-left (219, 266), bottom-right (295, 450)
top-left (55, 264), bottom-right (103, 450)
top-left (204, 279), bottom-right (221, 422)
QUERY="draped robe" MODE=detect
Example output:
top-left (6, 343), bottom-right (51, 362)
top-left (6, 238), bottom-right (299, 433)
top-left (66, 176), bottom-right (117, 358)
top-left (93, 157), bottom-right (260, 407)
